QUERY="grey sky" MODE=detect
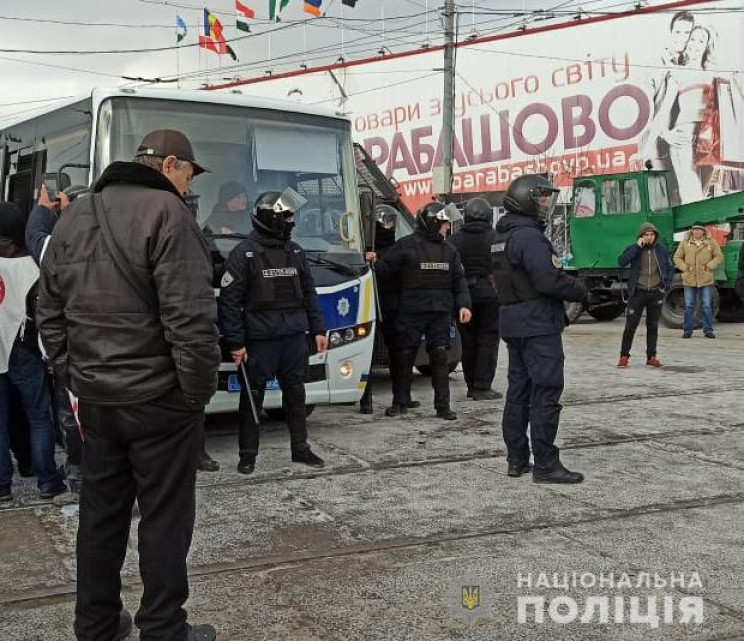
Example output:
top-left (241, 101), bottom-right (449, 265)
top-left (0, 0), bottom-right (650, 124)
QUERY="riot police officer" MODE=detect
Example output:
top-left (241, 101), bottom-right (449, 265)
top-left (218, 189), bottom-right (328, 474)
top-left (359, 205), bottom-right (420, 414)
top-left (493, 175), bottom-right (587, 483)
top-left (374, 202), bottom-right (472, 420)
top-left (449, 197), bottom-right (502, 401)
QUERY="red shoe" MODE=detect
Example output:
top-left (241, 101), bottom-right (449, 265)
top-left (646, 356), bottom-right (663, 368)
top-left (617, 356), bottom-right (630, 368)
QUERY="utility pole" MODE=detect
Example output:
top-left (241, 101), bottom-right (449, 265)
top-left (434, 0), bottom-right (456, 199)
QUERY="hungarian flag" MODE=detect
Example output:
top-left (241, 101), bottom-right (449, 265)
top-left (269, 0), bottom-right (291, 20)
top-left (304, 0), bottom-right (322, 17)
top-left (200, 8), bottom-right (238, 60)
top-left (236, 0), bottom-right (255, 32)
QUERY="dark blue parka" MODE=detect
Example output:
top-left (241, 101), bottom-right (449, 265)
top-left (618, 242), bottom-right (676, 298)
top-left (374, 229), bottom-right (471, 315)
top-left (218, 229), bottom-right (325, 347)
top-left (495, 213), bottom-right (586, 338)
top-left (25, 204), bottom-right (58, 265)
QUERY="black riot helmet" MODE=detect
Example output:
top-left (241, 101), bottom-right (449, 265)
top-left (252, 188), bottom-right (307, 239)
top-left (374, 204), bottom-right (398, 248)
top-left (416, 202), bottom-right (461, 236)
top-left (503, 175), bottom-right (559, 222)
top-left (464, 197), bottom-right (493, 225)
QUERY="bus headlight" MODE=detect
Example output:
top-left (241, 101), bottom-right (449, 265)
top-left (326, 322), bottom-right (373, 350)
top-left (339, 361), bottom-right (353, 378)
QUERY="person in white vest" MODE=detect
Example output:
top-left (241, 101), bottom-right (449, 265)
top-left (0, 201), bottom-right (65, 502)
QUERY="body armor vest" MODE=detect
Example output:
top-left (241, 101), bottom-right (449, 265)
top-left (246, 242), bottom-right (304, 311)
top-left (491, 230), bottom-right (541, 305)
top-left (400, 240), bottom-right (453, 290)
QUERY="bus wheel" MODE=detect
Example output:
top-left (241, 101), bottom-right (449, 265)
top-left (587, 301), bottom-right (626, 321)
top-left (265, 405), bottom-right (315, 421)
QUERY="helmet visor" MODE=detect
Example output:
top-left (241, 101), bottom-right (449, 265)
top-left (375, 204), bottom-right (398, 229)
top-left (443, 203), bottom-right (463, 223)
top-left (274, 187), bottom-right (308, 215)
top-left (534, 189), bottom-right (559, 221)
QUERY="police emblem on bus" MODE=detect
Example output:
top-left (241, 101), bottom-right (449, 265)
top-left (461, 585), bottom-right (480, 611)
top-left (337, 297), bottom-right (350, 317)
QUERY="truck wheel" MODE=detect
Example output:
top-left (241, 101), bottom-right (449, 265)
top-left (717, 290), bottom-right (744, 323)
top-left (661, 285), bottom-right (720, 329)
top-left (564, 301), bottom-right (585, 324)
top-left (265, 405), bottom-right (315, 421)
top-left (587, 301), bottom-right (626, 321)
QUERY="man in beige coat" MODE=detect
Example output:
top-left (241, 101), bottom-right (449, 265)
top-left (673, 222), bottom-right (723, 338)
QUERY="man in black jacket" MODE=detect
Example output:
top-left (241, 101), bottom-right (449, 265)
top-left (218, 190), bottom-right (327, 475)
top-left (374, 202), bottom-right (472, 420)
top-left (37, 129), bottom-right (221, 641)
top-left (449, 198), bottom-right (502, 401)
top-left (493, 175), bottom-right (587, 484)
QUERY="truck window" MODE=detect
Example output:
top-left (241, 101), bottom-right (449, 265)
top-left (573, 183), bottom-right (596, 218)
top-left (648, 175), bottom-right (670, 211)
top-left (601, 179), bottom-right (641, 215)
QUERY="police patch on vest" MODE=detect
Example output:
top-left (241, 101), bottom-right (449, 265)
top-left (221, 271), bottom-right (235, 287)
top-left (551, 255), bottom-right (562, 269)
top-left (262, 268), bottom-right (299, 278)
top-left (420, 262), bottom-right (450, 270)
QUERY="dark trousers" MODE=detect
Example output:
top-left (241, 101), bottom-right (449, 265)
top-left (502, 334), bottom-right (565, 471)
top-left (397, 312), bottom-right (452, 410)
top-left (621, 287), bottom-right (663, 358)
top-left (360, 307), bottom-right (401, 407)
top-left (457, 297), bottom-right (500, 392)
top-left (75, 389), bottom-right (203, 641)
top-left (0, 344), bottom-right (63, 492)
top-left (238, 334), bottom-right (309, 459)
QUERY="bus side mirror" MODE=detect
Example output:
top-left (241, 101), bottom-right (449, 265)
top-left (359, 190), bottom-right (377, 250)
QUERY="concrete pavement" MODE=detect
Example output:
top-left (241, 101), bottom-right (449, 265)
top-left (1, 318), bottom-right (743, 640)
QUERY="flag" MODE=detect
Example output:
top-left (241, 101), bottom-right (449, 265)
top-left (341, 0), bottom-right (358, 6)
top-left (236, 0), bottom-right (255, 32)
top-left (200, 9), bottom-right (238, 60)
top-left (176, 15), bottom-right (187, 42)
top-left (269, 0), bottom-right (291, 20)
top-left (304, 0), bottom-right (322, 17)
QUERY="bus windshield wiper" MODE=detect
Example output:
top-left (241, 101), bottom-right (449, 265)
top-left (305, 251), bottom-right (366, 277)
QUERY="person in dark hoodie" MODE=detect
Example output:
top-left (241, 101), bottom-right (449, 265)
top-left (0, 201), bottom-right (66, 503)
top-left (372, 202), bottom-right (472, 420)
top-left (492, 175), bottom-right (587, 484)
top-left (449, 197), bottom-right (502, 401)
top-left (218, 189), bottom-right (328, 475)
top-left (37, 129), bottom-right (221, 641)
top-left (359, 205), bottom-right (420, 414)
top-left (617, 222), bottom-right (676, 368)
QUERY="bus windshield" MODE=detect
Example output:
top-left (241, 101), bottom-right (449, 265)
top-left (94, 96), bottom-right (362, 258)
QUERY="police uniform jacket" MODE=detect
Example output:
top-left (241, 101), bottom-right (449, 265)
top-left (218, 229), bottom-right (325, 347)
top-left (449, 221), bottom-right (499, 301)
top-left (374, 229), bottom-right (471, 315)
top-left (494, 213), bottom-right (586, 338)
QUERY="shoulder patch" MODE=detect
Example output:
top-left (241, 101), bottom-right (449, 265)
top-left (244, 251), bottom-right (254, 258)
top-left (221, 271), bottom-right (235, 288)
top-left (551, 255), bottom-right (563, 269)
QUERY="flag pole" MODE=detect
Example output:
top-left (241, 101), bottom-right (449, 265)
top-left (303, 19), bottom-right (308, 66)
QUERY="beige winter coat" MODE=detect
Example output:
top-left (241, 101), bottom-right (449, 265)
top-left (673, 230), bottom-right (723, 287)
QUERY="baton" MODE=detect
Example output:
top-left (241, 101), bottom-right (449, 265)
top-left (238, 361), bottom-right (260, 426)
top-left (370, 264), bottom-right (383, 324)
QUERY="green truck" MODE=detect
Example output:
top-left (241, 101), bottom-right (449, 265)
top-left (564, 169), bottom-right (744, 327)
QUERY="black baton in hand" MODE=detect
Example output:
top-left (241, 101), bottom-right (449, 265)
top-left (238, 361), bottom-right (260, 426)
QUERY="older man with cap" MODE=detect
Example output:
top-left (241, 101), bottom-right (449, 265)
top-left (37, 129), bottom-right (221, 641)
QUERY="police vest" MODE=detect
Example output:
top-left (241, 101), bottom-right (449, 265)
top-left (245, 242), bottom-right (304, 311)
top-left (491, 230), bottom-right (541, 306)
top-left (400, 241), bottom-right (453, 290)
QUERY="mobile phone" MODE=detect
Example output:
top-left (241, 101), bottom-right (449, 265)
top-left (42, 179), bottom-right (60, 201)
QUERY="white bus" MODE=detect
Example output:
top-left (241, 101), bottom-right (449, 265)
top-left (0, 87), bottom-right (376, 415)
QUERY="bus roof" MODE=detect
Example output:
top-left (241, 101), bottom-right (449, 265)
top-left (1, 86), bottom-right (350, 130)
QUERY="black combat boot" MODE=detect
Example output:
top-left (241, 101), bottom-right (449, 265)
top-left (291, 448), bottom-right (325, 468)
top-left (507, 461), bottom-right (533, 477)
top-left (533, 463), bottom-right (584, 484)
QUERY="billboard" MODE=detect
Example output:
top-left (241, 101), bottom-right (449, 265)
top-left (220, 1), bottom-right (744, 212)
